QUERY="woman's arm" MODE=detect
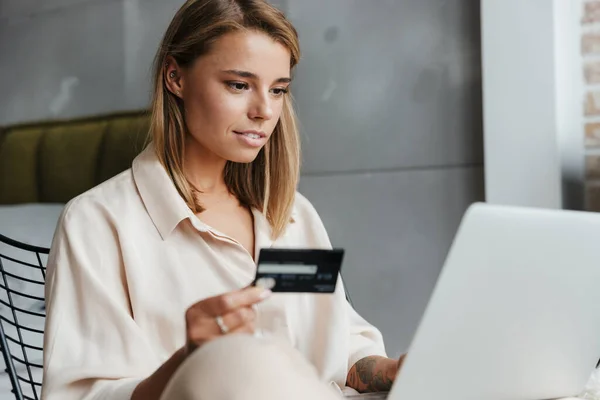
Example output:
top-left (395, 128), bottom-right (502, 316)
top-left (346, 355), bottom-right (405, 393)
top-left (131, 348), bottom-right (186, 400)
top-left (43, 202), bottom-right (156, 400)
top-left (132, 287), bottom-right (269, 400)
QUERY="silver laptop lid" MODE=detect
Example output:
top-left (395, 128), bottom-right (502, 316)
top-left (389, 203), bottom-right (600, 400)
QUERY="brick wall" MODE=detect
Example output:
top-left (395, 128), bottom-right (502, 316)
top-left (583, 1), bottom-right (600, 211)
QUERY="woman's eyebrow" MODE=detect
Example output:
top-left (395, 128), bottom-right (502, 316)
top-left (222, 69), bottom-right (292, 84)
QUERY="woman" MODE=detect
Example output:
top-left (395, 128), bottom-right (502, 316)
top-left (41, 1), bottom-right (403, 399)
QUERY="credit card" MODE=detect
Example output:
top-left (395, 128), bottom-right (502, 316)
top-left (251, 248), bottom-right (344, 293)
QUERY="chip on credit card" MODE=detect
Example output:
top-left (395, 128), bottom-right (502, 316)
top-left (251, 248), bottom-right (344, 293)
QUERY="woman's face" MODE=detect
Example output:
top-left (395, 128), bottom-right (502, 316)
top-left (174, 30), bottom-right (292, 164)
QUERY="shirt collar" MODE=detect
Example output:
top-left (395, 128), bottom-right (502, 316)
top-left (132, 145), bottom-right (201, 239)
top-left (132, 144), bottom-right (298, 241)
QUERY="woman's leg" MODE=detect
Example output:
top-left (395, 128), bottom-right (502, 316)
top-left (160, 334), bottom-right (342, 400)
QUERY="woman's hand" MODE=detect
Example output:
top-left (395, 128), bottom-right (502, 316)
top-left (184, 286), bottom-right (272, 356)
top-left (346, 353), bottom-right (407, 393)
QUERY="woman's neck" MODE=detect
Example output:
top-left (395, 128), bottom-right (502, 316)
top-left (183, 138), bottom-right (228, 194)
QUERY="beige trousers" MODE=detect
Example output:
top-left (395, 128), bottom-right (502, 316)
top-left (160, 334), bottom-right (343, 400)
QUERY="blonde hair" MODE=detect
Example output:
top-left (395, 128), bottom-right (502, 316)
top-left (149, 0), bottom-right (301, 239)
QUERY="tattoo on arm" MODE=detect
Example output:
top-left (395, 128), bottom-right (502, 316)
top-left (346, 356), bottom-right (395, 393)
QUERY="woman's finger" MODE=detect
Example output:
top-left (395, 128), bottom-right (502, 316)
top-left (228, 320), bottom-right (256, 335)
top-left (186, 314), bottom-right (220, 344)
top-left (216, 306), bottom-right (256, 333)
top-left (197, 286), bottom-right (271, 317)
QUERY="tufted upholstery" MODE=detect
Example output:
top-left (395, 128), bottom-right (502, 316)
top-left (0, 110), bottom-right (149, 204)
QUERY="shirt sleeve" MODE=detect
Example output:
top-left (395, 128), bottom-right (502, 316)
top-left (345, 298), bottom-right (388, 370)
top-left (41, 198), bottom-right (154, 400)
top-left (293, 193), bottom-right (388, 372)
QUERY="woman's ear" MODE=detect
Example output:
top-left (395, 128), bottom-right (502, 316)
top-left (164, 56), bottom-right (184, 98)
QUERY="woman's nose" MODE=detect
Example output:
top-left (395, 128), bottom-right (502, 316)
top-left (248, 93), bottom-right (274, 121)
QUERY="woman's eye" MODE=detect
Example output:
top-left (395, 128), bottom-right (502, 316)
top-left (271, 87), bottom-right (289, 97)
top-left (227, 82), bottom-right (249, 91)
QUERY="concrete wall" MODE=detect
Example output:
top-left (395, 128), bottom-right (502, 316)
top-left (0, 0), bottom-right (484, 357)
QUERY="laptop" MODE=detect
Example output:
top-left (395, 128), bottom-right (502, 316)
top-left (349, 203), bottom-right (600, 400)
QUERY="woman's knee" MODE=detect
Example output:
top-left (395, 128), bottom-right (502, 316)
top-left (160, 335), bottom-right (257, 400)
top-left (160, 334), bottom-right (325, 400)
top-left (189, 334), bottom-right (317, 379)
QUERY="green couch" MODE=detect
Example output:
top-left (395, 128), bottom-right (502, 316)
top-left (0, 110), bottom-right (150, 205)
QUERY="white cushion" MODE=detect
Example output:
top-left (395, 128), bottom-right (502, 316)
top-left (0, 204), bottom-right (64, 248)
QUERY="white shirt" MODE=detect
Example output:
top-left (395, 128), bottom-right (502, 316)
top-left (41, 146), bottom-right (387, 400)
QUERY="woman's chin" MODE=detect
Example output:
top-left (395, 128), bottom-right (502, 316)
top-left (227, 150), bottom-right (262, 164)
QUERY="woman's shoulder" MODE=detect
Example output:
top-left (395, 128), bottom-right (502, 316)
top-left (59, 169), bottom-right (137, 229)
top-left (292, 191), bottom-right (321, 221)
top-left (293, 191), bottom-right (313, 211)
top-left (288, 191), bottom-right (332, 248)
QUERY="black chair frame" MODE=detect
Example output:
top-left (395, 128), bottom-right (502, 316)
top-left (0, 234), bottom-right (48, 400)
